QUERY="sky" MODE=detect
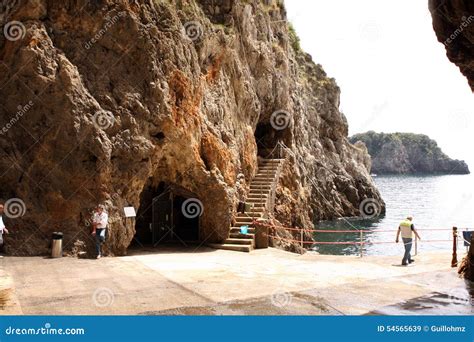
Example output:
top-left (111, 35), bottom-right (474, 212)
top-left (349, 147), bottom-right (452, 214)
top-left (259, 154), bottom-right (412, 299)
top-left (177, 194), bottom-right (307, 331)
top-left (285, 0), bottom-right (474, 167)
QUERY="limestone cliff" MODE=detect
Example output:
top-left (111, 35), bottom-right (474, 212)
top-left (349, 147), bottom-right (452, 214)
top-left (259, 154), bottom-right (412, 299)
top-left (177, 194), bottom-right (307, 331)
top-left (350, 131), bottom-right (470, 175)
top-left (429, 0), bottom-right (474, 91)
top-left (0, 0), bottom-right (383, 256)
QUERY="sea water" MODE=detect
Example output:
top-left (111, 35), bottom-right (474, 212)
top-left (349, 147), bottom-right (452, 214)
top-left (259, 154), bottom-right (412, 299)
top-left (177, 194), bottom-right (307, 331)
top-left (314, 174), bottom-right (474, 256)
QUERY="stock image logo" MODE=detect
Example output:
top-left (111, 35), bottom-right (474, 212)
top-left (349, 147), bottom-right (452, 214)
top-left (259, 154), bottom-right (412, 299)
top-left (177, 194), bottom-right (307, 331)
top-left (270, 110), bottom-right (292, 130)
top-left (359, 198), bottom-right (381, 218)
top-left (92, 287), bottom-right (115, 307)
top-left (4, 198), bottom-right (26, 218)
top-left (182, 21), bottom-right (203, 41)
top-left (93, 111), bottom-right (115, 130)
top-left (181, 198), bottom-right (203, 219)
top-left (3, 21), bottom-right (26, 41)
top-left (447, 287), bottom-right (473, 306)
top-left (359, 20), bottom-right (381, 42)
top-left (271, 288), bottom-right (292, 308)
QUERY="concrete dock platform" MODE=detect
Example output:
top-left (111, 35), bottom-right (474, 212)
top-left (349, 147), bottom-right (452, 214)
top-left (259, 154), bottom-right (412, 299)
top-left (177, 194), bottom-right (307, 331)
top-left (0, 247), bottom-right (471, 315)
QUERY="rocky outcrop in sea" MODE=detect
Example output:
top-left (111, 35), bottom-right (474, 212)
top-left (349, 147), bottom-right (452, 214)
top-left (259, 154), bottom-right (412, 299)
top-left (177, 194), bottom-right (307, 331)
top-left (350, 131), bottom-right (470, 175)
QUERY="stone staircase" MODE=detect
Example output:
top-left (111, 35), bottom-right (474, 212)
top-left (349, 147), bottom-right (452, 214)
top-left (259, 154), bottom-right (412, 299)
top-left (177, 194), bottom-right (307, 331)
top-left (209, 158), bottom-right (283, 252)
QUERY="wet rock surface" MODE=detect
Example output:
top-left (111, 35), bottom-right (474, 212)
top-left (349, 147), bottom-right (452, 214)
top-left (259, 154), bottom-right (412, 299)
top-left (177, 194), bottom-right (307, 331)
top-left (0, 0), bottom-right (383, 255)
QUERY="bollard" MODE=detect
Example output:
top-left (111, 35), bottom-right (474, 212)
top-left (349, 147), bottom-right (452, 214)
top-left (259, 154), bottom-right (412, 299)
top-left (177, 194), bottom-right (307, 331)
top-left (414, 237), bottom-right (418, 256)
top-left (300, 229), bottom-right (303, 248)
top-left (451, 227), bottom-right (458, 267)
top-left (359, 230), bottom-right (363, 257)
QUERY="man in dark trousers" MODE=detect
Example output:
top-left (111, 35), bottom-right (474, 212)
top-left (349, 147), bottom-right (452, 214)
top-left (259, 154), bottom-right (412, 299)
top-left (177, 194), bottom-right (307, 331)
top-left (396, 216), bottom-right (421, 266)
top-left (91, 204), bottom-right (108, 259)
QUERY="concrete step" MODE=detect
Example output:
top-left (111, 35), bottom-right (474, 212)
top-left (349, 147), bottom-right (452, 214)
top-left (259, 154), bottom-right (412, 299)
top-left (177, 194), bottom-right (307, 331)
top-left (257, 170), bottom-right (278, 174)
top-left (250, 177), bottom-right (275, 184)
top-left (229, 232), bottom-right (255, 239)
top-left (246, 201), bottom-right (265, 208)
top-left (238, 208), bottom-right (264, 214)
top-left (235, 217), bottom-right (254, 222)
top-left (224, 238), bottom-right (254, 245)
top-left (230, 227), bottom-right (256, 233)
top-left (246, 197), bottom-right (268, 202)
top-left (246, 208), bottom-right (265, 213)
top-left (249, 188), bottom-right (271, 193)
top-left (259, 161), bottom-right (281, 166)
top-left (247, 193), bottom-right (269, 198)
top-left (250, 182), bottom-right (272, 189)
top-left (250, 184), bottom-right (272, 190)
top-left (248, 193), bottom-right (270, 198)
top-left (208, 243), bottom-right (252, 252)
top-left (255, 171), bottom-right (276, 178)
top-left (251, 179), bottom-right (274, 183)
top-left (245, 199), bottom-right (267, 204)
top-left (254, 178), bottom-right (274, 182)
top-left (258, 164), bottom-right (278, 170)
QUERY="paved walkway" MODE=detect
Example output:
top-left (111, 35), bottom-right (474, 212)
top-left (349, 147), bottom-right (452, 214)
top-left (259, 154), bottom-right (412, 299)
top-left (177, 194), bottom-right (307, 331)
top-left (0, 247), bottom-right (471, 315)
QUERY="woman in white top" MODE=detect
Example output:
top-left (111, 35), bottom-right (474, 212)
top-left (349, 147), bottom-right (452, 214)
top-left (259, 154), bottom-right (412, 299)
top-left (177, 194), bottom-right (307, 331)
top-left (91, 204), bottom-right (108, 259)
top-left (0, 204), bottom-right (10, 256)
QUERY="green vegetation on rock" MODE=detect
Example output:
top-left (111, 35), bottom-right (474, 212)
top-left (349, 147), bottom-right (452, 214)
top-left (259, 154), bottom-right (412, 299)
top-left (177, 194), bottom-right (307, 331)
top-left (350, 131), bottom-right (470, 175)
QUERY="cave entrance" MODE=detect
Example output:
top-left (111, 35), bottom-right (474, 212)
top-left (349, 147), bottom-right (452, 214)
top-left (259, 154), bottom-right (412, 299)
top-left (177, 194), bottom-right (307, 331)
top-left (254, 122), bottom-right (284, 158)
top-left (133, 182), bottom-right (200, 247)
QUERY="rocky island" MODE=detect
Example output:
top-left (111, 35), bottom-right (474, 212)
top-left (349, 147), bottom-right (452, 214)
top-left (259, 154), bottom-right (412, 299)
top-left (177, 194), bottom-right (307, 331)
top-left (0, 0), bottom-right (383, 256)
top-left (350, 131), bottom-right (470, 175)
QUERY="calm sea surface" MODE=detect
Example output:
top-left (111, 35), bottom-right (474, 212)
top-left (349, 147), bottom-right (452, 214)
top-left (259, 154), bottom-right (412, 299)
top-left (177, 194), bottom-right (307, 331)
top-left (314, 174), bottom-right (474, 256)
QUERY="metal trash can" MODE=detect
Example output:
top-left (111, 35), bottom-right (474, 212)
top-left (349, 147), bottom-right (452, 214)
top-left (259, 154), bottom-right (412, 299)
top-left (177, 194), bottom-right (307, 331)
top-left (462, 231), bottom-right (473, 247)
top-left (51, 232), bottom-right (63, 258)
top-left (255, 224), bottom-right (269, 249)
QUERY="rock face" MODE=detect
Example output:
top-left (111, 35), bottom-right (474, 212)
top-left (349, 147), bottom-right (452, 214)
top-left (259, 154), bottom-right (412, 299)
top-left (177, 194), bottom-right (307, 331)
top-left (0, 0), bottom-right (383, 256)
top-left (429, 0), bottom-right (474, 91)
top-left (350, 131), bottom-right (470, 175)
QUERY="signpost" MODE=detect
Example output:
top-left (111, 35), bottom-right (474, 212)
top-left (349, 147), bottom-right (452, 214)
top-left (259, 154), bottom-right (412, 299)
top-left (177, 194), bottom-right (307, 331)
top-left (124, 206), bottom-right (136, 235)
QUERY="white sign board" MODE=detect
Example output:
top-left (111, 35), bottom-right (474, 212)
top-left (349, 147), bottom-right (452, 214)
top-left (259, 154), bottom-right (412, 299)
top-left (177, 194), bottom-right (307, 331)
top-left (123, 206), bottom-right (136, 218)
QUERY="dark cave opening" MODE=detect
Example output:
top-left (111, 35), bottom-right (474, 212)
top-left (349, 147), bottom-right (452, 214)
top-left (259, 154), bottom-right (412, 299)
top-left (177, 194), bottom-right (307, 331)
top-left (254, 121), bottom-right (289, 158)
top-left (133, 181), bottom-right (200, 247)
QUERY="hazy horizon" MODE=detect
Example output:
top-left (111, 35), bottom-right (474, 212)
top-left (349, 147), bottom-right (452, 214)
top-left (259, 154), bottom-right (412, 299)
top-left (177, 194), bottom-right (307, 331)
top-left (286, 0), bottom-right (473, 168)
